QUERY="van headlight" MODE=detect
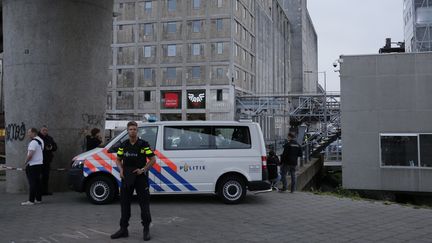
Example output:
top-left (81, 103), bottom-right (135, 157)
top-left (72, 160), bottom-right (85, 168)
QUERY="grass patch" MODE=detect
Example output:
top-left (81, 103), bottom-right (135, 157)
top-left (312, 187), bottom-right (361, 200)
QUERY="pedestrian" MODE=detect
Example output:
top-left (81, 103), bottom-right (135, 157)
top-left (111, 121), bottom-right (156, 241)
top-left (280, 132), bottom-right (303, 193)
top-left (21, 128), bottom-right (45, 206)
top-left (38, 125), bottom-right (57, 195)
top-left (86, 128), bottom-right (102, 151)
top-left (267, 150), bottom-right (281, 190)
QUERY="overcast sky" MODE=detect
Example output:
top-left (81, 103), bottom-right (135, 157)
top-left (307, 0), bottom-right (404, 91)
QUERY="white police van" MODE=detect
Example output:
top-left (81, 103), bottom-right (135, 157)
top-left (68, 121), bottom-right (270, 204)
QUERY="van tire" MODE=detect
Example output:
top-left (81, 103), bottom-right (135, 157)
top-left (86, 176), bottom-right (117, 205)
top-left (218, 176), bottom-right (246, 204)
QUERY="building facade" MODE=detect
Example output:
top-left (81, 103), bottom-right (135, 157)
top-left (107, 0), bottom-right (316, 140)
top-left (404, 0), bottom-right (432, 52)
top-left (341, 52), bottom-right (432, 192)
top-left (282, 0), bottom-right (318, 94)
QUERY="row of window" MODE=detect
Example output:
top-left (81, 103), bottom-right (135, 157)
top-left (115, 66), bottom-right (227, 81)
top-left (121, 19), bottom-right (225, 36)
top-left (135, 42), bottom-right (225, 58)
top-left (117, 126), bottom-right (251, 151)
top-left (117, 0), bottom-right (237, 19)
top-left (109, 89), bottom-right (225, 110)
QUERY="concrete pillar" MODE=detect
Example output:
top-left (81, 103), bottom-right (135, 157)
top-left (3, 0), bottom-right (113, 193)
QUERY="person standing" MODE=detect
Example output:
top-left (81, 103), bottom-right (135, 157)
top-left (21, 128), bottom-right (45, 206)
top-left (38, 126), bottom-right (57, 195)
top-left (111, 121), bottom-right (156, 241)
top-left (280, 132), bottom-right (303, 193)
top-left (86, 128), bottom-right (102, 151)
top-left (267, 150), bottom-right (281, 190)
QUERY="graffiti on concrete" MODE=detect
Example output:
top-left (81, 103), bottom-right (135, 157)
top-left (81, 113), bottom-right (104, 127)
top-left (6, 122), bottom-right (26, 141)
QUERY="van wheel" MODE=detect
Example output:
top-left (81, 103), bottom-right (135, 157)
top-left (86, 176), bottom-right (117, 205)
top-left (218, 176), bottom-right (246, 204)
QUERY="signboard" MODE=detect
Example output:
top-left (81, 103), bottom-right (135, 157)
top-left (161, 91), bottom-right (181, 109)
top-left (187, 90), bottom-right (206, 109)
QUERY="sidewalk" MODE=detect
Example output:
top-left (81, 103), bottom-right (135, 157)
top-left (0, 189), bottom-right (431, 242)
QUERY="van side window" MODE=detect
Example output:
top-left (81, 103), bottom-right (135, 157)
top-left (108, 126), bottom-right (158, 153)
top-left (164, 126), bottom-right (211, 150)
top-left (215, 127), bottom-right (251, 149)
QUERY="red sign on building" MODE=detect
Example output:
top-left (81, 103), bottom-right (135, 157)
top-left (164, 92), bottom-right (180, 108)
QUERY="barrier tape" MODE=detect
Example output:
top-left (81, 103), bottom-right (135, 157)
top-left (0, 165), bottom-right (68, 172)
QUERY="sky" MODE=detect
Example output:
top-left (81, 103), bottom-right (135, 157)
top-left (307, 0), bottom-right (404, 92)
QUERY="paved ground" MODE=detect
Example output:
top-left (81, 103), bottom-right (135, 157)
top-left (0, 190), bottom-right (431, 243)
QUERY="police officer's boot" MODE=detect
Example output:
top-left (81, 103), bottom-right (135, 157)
top-left (111, 228), bottom-right (129, 239)
top-left (143, 225), bottom-right (150, 241)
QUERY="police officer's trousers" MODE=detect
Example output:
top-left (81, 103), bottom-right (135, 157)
top-left (120, 174), bottom-right (152, 228)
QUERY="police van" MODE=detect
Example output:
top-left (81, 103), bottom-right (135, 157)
top-left (68, 121), bottom-right (270, 204)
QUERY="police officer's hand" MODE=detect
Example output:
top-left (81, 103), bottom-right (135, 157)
top-left (133, 168), bottom-right (146, 175)
top-left (120, 170), bottom-right (124, 179)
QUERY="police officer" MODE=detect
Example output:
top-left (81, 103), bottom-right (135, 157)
top-left (111, 121), bottom-right (156, 241)
top-left (280, 132), bottom-right (303, 192)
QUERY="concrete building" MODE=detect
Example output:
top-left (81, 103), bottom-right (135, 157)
top-left (404, 0), bottom-right (432, 52)
top-left (108, 0), bottom-right (317, 141)
top-left (341, 52), bottom-right (432, 192)
top-left (282, 0), bottom-right (318, 93)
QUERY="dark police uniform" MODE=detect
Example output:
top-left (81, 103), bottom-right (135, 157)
top-left (117, 139), bottom-right (155, 229)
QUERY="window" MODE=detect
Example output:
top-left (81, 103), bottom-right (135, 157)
top-left (216, 19), bottom-right (223, 31)
top-left (235, 21), bottom-right (239, 33)
top-left (193, 0), bottom-right (200, 9)
top-left (192, 43), bottom-right (201, 56)
top-left (217, 89), bottom-right (223, 101)
top-left (234, 44), bottom-right (238, 56)
top-left (167, 22), bottom-right (177, 33)
top-left (143, 68), bottom-right (152, 80)
top-left (144, 46), bottom-right (152, 57)
top-left (192, 66), bottom-right (201, 79)
top-left (110, 126), bottom-right (158, 152)
top-left (192, 20), bottom-right (201, 32)
top-left (187, 89), bottom-right (206, 109)
top-left (217, 42), bottom-right (224, 54)
top-left (380, 134), bottom-right (418, 167)
top-left (161, 90), bottom-right (181, 109)
top-left (144, 91), bottom-right (151, 102)
top-left (164, 126), bottom-right (212, 150)
top-left (163, 126), bottom-right (250, 150)
top-left (215, 127), bottom-right (251, 149)
top-left (144, 23), bottom-right (153, 35)
top-left (166, 67), bottom-right (176, 79)
top-left (144, 1), bottom-right (152, 12)
top-left (168, 0), bottom-right (176, 11)
top-left (167, 44), bottom-right (176, 56)
top-left (217, 0), bottom-right (223, 8)
top-left (235, 0), bottom-right (238, 11)
top-left (216, 68), bottom-right (223, 78)
top-left (420, 135), bottom-right (432, 167)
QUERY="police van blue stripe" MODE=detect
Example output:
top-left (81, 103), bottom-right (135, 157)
top-left (150, 168), bottom-right (182, 192)
top-left (148, 178), bottom-right (164, 192)
top-left (163, 166), bottom-right (198, 191)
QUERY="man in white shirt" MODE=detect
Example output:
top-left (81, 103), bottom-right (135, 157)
top-left (21, 128), bottom-right (45, 206)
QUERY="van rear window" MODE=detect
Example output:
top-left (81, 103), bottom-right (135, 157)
top-left (164, 126), bottom-right (251, 150)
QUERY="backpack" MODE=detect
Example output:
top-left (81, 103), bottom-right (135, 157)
top-left (32, 138), bottom-right (43, 150)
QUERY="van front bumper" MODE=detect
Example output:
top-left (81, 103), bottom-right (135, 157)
top-left (248, 181), bottom-right (271, 191)
top-left (67, 167), bottom-right (85, 192)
